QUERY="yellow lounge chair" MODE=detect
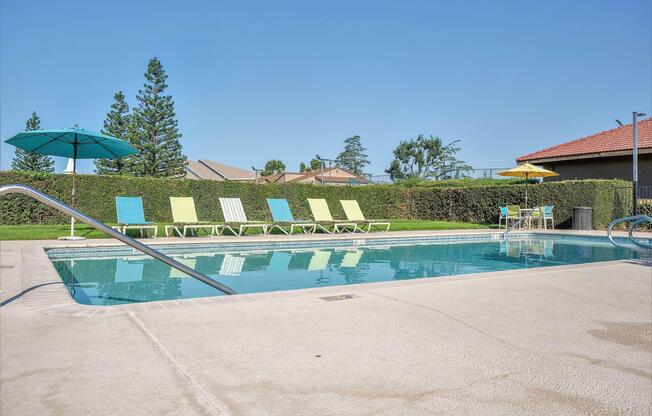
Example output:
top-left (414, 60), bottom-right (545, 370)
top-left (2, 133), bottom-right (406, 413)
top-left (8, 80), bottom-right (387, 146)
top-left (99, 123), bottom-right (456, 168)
top-left (339, 200), bottom-right (390, 233)
top-left (165, 197), bottom-right (215, 237)
top-left (307, 199), bottom-right (356, 233)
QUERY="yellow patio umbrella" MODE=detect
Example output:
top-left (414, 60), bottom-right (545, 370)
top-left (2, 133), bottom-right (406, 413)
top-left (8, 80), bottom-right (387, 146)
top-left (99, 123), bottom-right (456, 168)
top-left (498, 163), bottom-right (558, 208)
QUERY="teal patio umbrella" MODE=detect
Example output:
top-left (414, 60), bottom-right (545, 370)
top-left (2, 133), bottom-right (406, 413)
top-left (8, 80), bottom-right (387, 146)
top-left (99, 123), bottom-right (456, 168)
top-left (5, 128), bottom-right (138, 240)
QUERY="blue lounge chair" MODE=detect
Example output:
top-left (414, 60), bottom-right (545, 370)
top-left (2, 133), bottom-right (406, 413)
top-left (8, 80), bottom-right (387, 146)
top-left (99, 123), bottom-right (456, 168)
top-left (113, 196), bottom-right (158, 238)
top-left (266, 199), bottom-right (316, 235)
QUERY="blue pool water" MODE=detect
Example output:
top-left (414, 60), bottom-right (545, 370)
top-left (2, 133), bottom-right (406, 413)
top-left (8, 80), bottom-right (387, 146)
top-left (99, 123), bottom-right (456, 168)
top-left (48, 234), bottom-right (646, 306)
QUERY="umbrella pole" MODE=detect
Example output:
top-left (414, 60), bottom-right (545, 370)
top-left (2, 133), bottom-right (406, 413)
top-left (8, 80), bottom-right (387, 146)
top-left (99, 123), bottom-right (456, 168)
top-left (525, 173), bottom-right (529, 209)
top-left (70, 158), bottom-right (76, 237)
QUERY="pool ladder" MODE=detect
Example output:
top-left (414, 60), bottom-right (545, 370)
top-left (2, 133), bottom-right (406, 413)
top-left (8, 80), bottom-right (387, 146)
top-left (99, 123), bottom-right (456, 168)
top-left (607, 215), bottom-right (652, 253)
top-left (0, 184), bottom-right (236, 295)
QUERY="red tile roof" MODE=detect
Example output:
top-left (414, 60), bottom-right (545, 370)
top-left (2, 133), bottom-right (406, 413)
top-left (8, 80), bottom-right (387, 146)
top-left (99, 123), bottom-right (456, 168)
top-left (517, 118), bottom-right (652, 163)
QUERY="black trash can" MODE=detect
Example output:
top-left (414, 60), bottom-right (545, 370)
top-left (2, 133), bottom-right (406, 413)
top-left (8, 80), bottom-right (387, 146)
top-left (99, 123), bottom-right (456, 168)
top-left (572, 207), bottom-right (592, 230)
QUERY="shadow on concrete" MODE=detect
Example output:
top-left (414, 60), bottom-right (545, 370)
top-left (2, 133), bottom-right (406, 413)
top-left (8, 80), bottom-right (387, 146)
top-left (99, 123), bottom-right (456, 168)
top-left (0, 282), bottom-right (63, 307)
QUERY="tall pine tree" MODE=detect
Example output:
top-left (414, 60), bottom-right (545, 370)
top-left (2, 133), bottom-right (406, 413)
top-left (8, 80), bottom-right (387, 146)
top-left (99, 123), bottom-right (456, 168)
top-left (130, 57), bottom-right (187, 177)
top-left (335, 135), bottom-right (370, 175)
top-left (11, 112), bottom-right (55, 172)
top-left (95, 91), bottom-right (132, 174)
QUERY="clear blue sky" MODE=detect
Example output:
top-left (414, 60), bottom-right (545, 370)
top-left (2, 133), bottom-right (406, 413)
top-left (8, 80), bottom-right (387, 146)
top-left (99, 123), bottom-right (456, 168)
top-left (1, 0), bottom-right (650, 175)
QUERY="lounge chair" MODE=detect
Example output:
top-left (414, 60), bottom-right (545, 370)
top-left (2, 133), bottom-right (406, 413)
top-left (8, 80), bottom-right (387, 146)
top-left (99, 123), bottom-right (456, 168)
top-left (113, 196), bottom-right (158, 238)
top-left (165, 197), bottom-right (215, 237)
top-left (339, 200), bottom-right (390, 233)
top-left (266, 199), bottom-right (316, 235)
top-left (307, 198), bottom-right (356, 233)
top-left (219, 197), bottom-right (268, 236)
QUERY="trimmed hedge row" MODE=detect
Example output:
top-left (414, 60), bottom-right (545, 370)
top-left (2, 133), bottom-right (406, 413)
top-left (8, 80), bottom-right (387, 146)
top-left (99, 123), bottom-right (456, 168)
top-left (0, 171), bottom-right (632, 229)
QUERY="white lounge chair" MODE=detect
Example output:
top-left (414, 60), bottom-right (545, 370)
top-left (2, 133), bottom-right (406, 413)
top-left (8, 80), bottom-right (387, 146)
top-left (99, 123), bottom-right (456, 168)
top-left (218, 197), bottom-right (268, 236)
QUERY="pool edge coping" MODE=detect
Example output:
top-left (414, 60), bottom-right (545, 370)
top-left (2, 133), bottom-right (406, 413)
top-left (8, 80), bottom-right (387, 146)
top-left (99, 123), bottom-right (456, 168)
top-left (6, 229), bottom-right (650, 316)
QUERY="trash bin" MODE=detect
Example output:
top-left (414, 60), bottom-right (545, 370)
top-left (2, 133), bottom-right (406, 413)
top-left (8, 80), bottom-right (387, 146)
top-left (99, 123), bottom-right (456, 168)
top-left (572, 207), bottom-right (592, 230)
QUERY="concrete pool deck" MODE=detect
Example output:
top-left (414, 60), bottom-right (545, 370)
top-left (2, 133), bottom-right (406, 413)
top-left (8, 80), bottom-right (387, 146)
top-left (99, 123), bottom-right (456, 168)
top-left (1, 230), bottom-right (651, 415)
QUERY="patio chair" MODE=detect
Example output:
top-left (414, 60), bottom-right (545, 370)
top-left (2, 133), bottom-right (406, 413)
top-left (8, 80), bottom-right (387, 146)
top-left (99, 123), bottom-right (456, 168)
top-left (218, 197), bottom-right (268, 236)
top-left (266, 199), bottom-right (316, 235)
top-left (529, 206), bottom-right (543, 229)
top-left (505, 205), bottom-right (521, 228)
top-left (165, 197), bottom-right (215, 237)
top-left (113, 196), bottom-right (158, 238)
top-left (498, 206), bottom-right (508, 229)
top-left (307, 198), bottom-right (356, 233)
top-left (340, 200), bottom-right (391, 233)
top-left (542, 205), bottom-right (555, 229)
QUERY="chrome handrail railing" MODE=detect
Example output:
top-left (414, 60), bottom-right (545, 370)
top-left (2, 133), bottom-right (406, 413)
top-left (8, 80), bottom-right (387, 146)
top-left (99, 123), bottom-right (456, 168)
top-left (0, 184), bottom-right (236, 295)
top-left (607, 214), bottom-right (652, 253)
top-left (502, 208), bottom-right (538, 239)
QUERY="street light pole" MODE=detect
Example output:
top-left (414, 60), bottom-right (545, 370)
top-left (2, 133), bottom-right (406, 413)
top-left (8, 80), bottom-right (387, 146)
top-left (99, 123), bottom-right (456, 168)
top-left (632, 112), bottom-right (646, 215)
top-left (251, 166), bottom-right (261, 185)
top-left (315, 155), bottom-right (335, 186)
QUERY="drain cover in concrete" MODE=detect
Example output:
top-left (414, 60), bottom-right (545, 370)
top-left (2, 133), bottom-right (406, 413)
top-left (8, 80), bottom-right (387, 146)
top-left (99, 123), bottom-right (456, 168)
top-left (319, 294), bottom-right (357, 301)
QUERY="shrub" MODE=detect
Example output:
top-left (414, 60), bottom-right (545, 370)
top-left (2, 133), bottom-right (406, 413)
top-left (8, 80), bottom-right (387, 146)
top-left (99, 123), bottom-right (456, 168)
top-left (0, 171), bottom-right (631, 229)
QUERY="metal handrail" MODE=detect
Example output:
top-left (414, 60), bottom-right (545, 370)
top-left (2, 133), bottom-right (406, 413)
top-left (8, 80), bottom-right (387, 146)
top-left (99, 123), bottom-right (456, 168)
top-left (607, 214), bottom-right (652, 253)
top-left (502, 208), bottom-right (538, 239)
top-left (0, 184), bottom-right (236, 295)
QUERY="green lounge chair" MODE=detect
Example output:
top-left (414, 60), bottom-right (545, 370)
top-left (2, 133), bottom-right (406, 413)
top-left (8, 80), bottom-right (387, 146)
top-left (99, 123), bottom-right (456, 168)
top-left (113, 196), bottom-right (158, 238)
top-left (165, 197), bottom-right (215, 237)
top-left (266, 199), bottom-right (316, 235)
top-left (339, 200), bottom-right (390, 233)
top-left (219, 197), bottom-right (268, 236)
top-left (307, 198), bottom-right (356, 233)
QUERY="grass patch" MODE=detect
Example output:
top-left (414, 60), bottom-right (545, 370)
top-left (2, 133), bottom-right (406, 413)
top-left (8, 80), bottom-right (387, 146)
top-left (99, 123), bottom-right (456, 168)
top-left (0, 220), bottom-right (491, 241)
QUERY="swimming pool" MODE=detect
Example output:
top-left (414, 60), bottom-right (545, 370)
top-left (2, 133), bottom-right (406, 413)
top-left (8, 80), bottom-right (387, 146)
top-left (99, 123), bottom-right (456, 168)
top-left (48, 233), bottom-right (647, 306)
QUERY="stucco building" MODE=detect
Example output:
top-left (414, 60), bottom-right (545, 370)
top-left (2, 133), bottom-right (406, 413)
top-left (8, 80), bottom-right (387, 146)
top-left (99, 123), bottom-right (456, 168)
top-left (517, 118), bottom-right (652, 186)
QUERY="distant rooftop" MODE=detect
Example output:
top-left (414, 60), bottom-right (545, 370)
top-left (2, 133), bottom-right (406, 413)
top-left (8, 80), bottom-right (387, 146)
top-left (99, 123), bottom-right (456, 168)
top-left (186, 160), bottom-right (256, 181)
top-left (517, 117), bottom-right (652, 163)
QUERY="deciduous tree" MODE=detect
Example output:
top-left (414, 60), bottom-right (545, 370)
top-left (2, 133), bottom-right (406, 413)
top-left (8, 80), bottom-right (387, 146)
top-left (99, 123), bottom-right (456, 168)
top-left (385, 135), bottom-right (471, 180)
top-left (262, 159), bottom-right (286, 176)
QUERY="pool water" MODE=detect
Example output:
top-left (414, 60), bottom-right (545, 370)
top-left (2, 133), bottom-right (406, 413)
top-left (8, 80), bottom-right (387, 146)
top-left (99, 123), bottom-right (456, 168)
top-left (49, 235), bottom-right (645, 306)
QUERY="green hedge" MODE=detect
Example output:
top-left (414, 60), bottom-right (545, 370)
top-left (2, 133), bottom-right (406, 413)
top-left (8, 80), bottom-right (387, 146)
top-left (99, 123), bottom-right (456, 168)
top-left (0, 171), bottom-right (632, 229)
